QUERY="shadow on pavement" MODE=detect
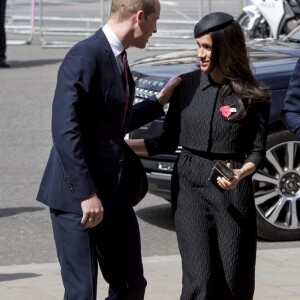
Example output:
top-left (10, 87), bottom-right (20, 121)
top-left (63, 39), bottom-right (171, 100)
top-left (0, 273), bottom-right (41, 282)
top-left (0, 206), bottom-right (45, 218)
top-left (136, 203), bottom-right (175, 231)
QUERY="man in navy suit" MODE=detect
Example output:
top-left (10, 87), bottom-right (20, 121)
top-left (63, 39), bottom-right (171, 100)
top-left (36, 0), bottom-right (181, 299)
top-left (282, 57), bottom-right (300, 137)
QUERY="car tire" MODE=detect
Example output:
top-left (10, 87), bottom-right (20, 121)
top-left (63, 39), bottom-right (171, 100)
top-left (253, 130), bottom-right (300, 241)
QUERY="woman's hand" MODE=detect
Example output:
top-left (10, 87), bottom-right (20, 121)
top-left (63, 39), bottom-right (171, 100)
top-left (217, 168), bottom-right (241, 190)
top-left (217, 162), bottom-right (256, 190)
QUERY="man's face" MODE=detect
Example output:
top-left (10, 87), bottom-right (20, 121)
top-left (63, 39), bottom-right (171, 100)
top-left (133, 0), bottom-right (160, 49)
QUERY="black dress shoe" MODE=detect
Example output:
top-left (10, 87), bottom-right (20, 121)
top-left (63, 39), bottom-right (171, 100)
top-left (0, 60), bottom-right (10, 68)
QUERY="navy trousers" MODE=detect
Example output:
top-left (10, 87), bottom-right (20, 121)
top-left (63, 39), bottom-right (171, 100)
top-left (50, 195), bottom-right (146, 300)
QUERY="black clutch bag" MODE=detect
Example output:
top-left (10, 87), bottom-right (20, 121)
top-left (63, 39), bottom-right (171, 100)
top-left (208, 160), bottom-right (234, 189)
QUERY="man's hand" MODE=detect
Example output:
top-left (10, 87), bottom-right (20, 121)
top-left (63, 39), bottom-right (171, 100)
top-left (156, 74), bottom-right (182, 105)
top-left (81, 194), bottom-right (104, 228)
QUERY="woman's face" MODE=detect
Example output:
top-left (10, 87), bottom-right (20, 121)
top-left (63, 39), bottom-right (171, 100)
top-left (196, 34), bottom-right (224, 81)
top-left (196, 34), bottom-right (213, 73)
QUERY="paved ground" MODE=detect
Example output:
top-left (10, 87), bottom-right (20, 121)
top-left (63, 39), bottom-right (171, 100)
top-left (1, 248), bottom-right (300, 299)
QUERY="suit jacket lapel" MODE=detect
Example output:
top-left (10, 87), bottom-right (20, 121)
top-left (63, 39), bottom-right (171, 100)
top-left (97, 29), bottom-right (135, 134)
top-left (97, 29), bottom-right (126, 127)
top-left (122, 68), bottom-right (135, 133)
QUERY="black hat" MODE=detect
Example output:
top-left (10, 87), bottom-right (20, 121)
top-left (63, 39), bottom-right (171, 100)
top-left (194, 12), bottom-right (234, 37)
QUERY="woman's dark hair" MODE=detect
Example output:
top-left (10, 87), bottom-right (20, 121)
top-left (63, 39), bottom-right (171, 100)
top-left (209, 20), bottom-right (271, 121)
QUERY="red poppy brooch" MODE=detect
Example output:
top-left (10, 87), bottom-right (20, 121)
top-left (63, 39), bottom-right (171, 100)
top-left (220, 105), bottom-right (237, 119)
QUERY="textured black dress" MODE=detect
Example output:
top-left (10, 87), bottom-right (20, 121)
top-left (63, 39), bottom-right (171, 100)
top-left (145, 70), bottom-right (270, 300)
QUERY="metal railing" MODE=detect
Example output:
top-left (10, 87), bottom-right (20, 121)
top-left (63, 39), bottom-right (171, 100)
top-left (5, 0), bottom-right (250, 49)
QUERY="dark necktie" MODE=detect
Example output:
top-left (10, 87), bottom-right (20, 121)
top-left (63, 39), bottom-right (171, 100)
top-left (120, 50), bottom-right (129, 125)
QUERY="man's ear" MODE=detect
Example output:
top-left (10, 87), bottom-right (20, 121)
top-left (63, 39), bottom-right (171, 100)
top-left (136, 10), bottom-right (144, 22)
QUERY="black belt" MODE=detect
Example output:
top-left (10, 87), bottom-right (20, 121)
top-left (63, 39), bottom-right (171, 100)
top-left (182, 146), bottom-right (246, 161)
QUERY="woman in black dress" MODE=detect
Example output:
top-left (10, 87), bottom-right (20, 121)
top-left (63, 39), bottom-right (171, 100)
top-left (128, 12), bottom-right (271, 300)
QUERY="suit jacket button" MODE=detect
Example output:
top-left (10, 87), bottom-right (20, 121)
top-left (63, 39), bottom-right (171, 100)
top-left (119, 159), bottom-right (123, 165)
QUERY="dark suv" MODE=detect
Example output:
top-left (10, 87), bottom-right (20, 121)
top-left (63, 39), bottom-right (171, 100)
top-left (129, 28), bottom-right (300, 241)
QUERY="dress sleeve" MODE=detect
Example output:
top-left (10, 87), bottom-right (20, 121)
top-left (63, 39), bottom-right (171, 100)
top-left (145, 86), bottom-right (181, 156)
top-left (244, 102), bottom-right (270, 168)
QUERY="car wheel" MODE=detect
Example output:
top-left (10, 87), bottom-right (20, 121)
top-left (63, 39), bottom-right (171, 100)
top-left (253, 130), bottom-right (300, 241)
